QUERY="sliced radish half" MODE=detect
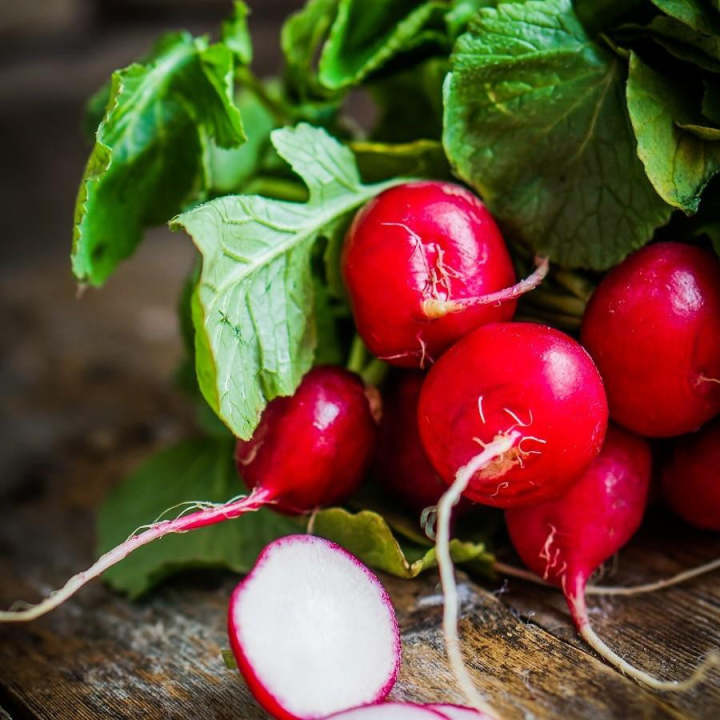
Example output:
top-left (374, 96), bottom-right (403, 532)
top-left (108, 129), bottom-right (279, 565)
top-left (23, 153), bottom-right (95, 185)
top-left (428, 703), bottom-right (492, 719)
top-left (228, 535), bottom-right (401, 720)
top-left (326, 703), bottom-right (447, 719)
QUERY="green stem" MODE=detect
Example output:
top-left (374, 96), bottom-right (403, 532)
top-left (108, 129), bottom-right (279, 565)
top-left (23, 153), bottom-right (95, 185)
top-left (237, 68), bottom-right (291, 124)
top-left (360, 358), bottom-right (389, 387)
top-left (553, 270), bottom-right (594, 302)
top-left (523, 289), bottom-right (586, 317)
top-left (242, 176), bottom-right (308, 202)
top-left (347, 334), bottom-right (369, 374)
top-left (515, 310), bottom-right (582, 332)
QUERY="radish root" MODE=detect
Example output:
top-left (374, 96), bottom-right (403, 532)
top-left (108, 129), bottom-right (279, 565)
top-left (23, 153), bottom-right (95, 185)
top-left (494, 557), bottom-right (720, 596)
top-left (422, 256), bottom-right (549, 319)
top-left (436, 430), bottom-right (521, 719)
top-left (0, 488), bottom-right (273, 622)
top-left (568, 576), bottom-right (719, 691)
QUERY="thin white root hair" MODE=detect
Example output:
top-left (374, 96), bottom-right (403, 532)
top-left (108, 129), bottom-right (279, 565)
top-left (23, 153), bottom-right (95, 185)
top-left (494, 557), bottom-right (720, 596)
top-left (0, 488), bottom-right (272, 622)
top-left (578, 618), bottom-right (720, 691)
top-left (436, 430), bottom-right (521, 719)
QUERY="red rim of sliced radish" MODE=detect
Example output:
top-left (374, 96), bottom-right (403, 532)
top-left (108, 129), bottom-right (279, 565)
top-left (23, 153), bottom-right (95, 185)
top-left (325, 702), bottom-right (448, 718)
top-left (228, 535), bottom-right (401, 720)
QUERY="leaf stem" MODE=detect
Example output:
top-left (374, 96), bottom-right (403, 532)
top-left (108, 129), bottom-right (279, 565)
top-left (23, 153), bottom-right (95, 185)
top-left (347, 334), bottom-right (369, 373)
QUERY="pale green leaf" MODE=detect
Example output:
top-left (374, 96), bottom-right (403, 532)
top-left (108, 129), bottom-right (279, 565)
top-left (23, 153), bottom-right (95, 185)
top-left (171, 124), bottom-right (405, 438)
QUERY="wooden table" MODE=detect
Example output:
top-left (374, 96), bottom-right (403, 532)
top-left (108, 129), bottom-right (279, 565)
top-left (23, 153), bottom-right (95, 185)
top-left (2, 235), bottom-right (720, 719)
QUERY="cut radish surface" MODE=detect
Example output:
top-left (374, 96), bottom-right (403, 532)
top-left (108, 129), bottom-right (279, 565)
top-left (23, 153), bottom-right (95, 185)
top-left (326, 703), bottom-right (447, 719)
top-left (428, 704), bottom-right (490, 719)
top-left (228, 535), bottom-right (401, 720)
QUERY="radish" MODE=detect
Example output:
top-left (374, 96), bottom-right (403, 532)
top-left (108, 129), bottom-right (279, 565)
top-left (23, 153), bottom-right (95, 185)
top-left (581, 242), bottom-right (720, 437)
top-left (228, 535), bottom-right (400, 720)
top-left (417, 322), bottom-right (607, 711)
top-left (374, 372), bottom-right (470, 519)
top-left (326, 704), bottom-right (446, 719)
top-left (662, 420), bottom-right (720, 531)
top-left (427, 704), bottom-right (491, 719)
top-left (0, 366), bottom-right (378, 621)
top-left (505, 425), bottom-right (717, 689)
top-left (341, 181), bottom-right (548, 368)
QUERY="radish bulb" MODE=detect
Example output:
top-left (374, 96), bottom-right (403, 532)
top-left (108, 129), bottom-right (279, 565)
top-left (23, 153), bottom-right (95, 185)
top-left (506, 426), bottom-right (718, 690)
top-left (228, 535), bottom-right (400, 720)
top-left (417, 322), bottom-right (607, 711)
top-left (581, 242), bottom-right (720, 437)
top-left (662, 420), bottom-right (720, 531)
top-left (0, 367), bottom-right (378, 622)
top-left (342, 181), bottom-right (548, 368)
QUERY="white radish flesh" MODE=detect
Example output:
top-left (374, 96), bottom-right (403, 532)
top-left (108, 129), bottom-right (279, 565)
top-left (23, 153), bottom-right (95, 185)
top-left (228, 535), bottom-right (401, 720)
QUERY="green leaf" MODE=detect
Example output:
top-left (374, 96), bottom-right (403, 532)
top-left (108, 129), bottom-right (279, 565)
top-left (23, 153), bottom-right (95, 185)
top-left (317, 0), bottom-right (448, 91)
top-left (647, 16), bottom-right (720, 72)
top-left (445, 0), bottom-right (497, 40)
top-left (443, 0), bottom-right (671, 269)
top-left (350, 139), bottom-right (451, 182)
top-left (650, 0), bottom-right (720, 32)
top-left (627, 52), bottom-right (720, 212)
top-left (204, 87), bottom-right (277, 195)
top-left (574, 0), bottom-right (650, 35)
top-left (72, 32), bottom-right (246, 286)
top-left (676, 122), bottom-right (720, 140)
top-left (222, 1), bottom-right (253, 65)
top-left (312, 507), bottom-right (493, 578)
top-left (97, 438), bottom-right (302, 598)
top-left (171, 124), bottom-right (405, 439)
top-left (370, 57), bottom-right (447, 142)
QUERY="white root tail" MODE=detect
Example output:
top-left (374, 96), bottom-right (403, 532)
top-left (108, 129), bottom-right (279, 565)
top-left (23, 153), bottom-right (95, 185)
top-left (569, 577), bottom-right (719, 691)
top-left (0, 488), bottom-right (272, 622)
top-left (422, 257), bottom-right (550, 319)
top-left (493, 557), bottom-right (720, 596)
top-left (435, 430), bottom-right (521, 720)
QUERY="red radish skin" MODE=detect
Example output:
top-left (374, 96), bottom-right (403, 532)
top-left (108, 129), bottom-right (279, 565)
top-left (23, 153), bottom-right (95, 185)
top-left (505, 426), bottom-right (717, 689)
top-left (581, 242), bottom-right (720, 437)
top-left (417, 322), bottom-right (606, 714)
top-left (0, 367), bottom-right (378, 622)
top-left (326, 704), bottom-right (448, 719)
top-left (342, 181), bottom-right (547, 368)
top-left (374, 373), bottom-right (470, 518)
top-left (236, 366), bottom-right (378, 514)
top-left (419, 323), bottom-right (608, 509)
top-left (228, 535), bottom-right (400, 720)
top-left (662, 420), bottom-right (720, 531)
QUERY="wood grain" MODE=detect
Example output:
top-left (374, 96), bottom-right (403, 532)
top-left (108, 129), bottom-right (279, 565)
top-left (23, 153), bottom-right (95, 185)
top-left (2, 236), bottom-right (720, 719)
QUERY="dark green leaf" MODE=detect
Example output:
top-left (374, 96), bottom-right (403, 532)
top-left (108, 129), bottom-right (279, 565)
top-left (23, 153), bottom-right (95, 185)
top-left (647, 16), bottom-right (720, 72)
top-left (222, 1), bottom-right (253, 65)
top-left (443, 0), bottom-right (671, 269)
top-left (650, 0), bottom-right (720, 32)
top-left (317, 0), bottom-right (448, 91)
top-left (676, 121), bottom-right (720, 139)
top-left (171, 124), bottom-right (406, 439)
top-left (97, 438), bottom-right (302, 598)
top-left (575, 0), bottom-right (651, 35)
top-left (311, 507), bottom-right (494, 578)
top-left (371, 57), bottom-right (447, 142)
top-left (703, 78), bottom-right (720, 123)
top-left (627, 52), bottom-right (720, 211)
top-left (350, 139), bottom-right (451, 182)
top-left (72, 32), bottom-right (246, 286)
top-left (445, 0), bottom-right (497, 40)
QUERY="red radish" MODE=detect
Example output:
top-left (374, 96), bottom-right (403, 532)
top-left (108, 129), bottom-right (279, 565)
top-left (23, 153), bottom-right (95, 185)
top-left (228, 535), bottom-right (400, 720)
top-left (416, 322), bottom-right (607, 712)
top-left (0, 367), bottom-right (378, 622)
top-left (581, 242), bottom-right (720, 437)
top-left (418, 323), bottom-right (608, 509)
top-left (341, 181), bottom-right (548, 368)
top-left (427, 704), bottom-right (491, 719)
top-left (506, 426), bottom-right (716, 689)
top-left (375, 373), bottom-right (470, 518)
top-left (326, 704), bottom-right (447, 719)
top-left (662, 420), bottom-right (720, 531)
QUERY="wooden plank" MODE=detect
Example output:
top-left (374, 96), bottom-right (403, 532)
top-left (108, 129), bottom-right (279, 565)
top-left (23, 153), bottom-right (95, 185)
top-left (2, 237), bottom-right (720, 718)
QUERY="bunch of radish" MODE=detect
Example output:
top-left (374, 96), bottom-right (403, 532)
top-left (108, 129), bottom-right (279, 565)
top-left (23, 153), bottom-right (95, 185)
top-left (3, 180), bottom-right (720, 717)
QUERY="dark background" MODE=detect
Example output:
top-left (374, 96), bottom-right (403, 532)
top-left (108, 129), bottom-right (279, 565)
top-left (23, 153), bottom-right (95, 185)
top-left (0, 0), bottom-right (293, 267)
